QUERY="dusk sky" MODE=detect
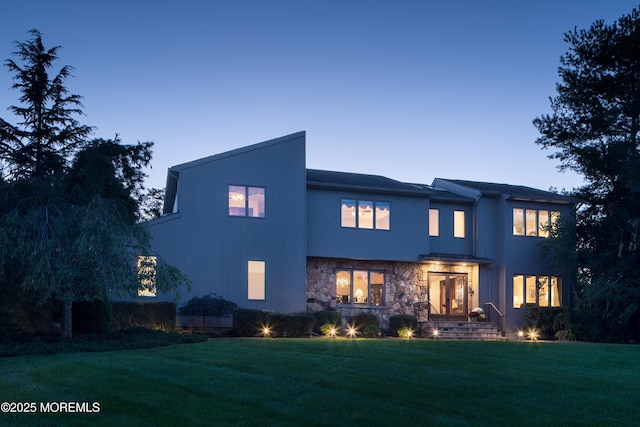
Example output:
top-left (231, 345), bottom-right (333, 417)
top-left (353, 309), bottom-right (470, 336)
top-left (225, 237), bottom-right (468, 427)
top-left (0, 1), bottom-right (635, 192)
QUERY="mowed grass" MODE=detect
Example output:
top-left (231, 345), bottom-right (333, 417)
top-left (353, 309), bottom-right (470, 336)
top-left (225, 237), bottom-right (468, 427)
top-left (1, 338), bottom-right (638, 426)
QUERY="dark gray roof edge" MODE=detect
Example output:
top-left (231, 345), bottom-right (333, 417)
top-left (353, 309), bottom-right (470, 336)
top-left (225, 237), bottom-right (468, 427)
top-left (169, 131), bottom-right (306, 171)
top-left (419, 253), bottom-right (495, 265)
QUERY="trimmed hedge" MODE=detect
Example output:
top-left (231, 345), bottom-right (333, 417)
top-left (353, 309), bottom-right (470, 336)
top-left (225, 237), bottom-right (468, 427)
top-left (111, 302), bottom-right (176, 332)
top-left (389, 314), bottom-right (418, 336)
top-left (349, 312), bottom-right (379, 328)
top-left (233, 309), bottom-right (315, 337)
top-left (312, 310), bottom-right (342, 333)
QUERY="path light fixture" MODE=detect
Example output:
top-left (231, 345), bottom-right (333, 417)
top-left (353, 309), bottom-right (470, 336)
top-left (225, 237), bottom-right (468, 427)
top-left (347, 326), bottom-right (357, 338)
top-left (432, 329), bottom-right (439, 339)
top-left (261, 325), bottom-right (271, 337)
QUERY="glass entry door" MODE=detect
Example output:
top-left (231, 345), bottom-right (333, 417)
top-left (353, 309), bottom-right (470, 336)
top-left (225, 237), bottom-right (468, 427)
top-left (428, 273), bottom-right (468, 320)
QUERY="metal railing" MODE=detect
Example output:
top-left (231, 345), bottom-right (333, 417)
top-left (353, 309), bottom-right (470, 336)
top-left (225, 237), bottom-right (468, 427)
top-left (484, 301), bottom-right (504, 334)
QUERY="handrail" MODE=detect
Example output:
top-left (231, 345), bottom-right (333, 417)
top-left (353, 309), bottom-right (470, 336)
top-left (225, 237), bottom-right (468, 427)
top-left (426, 299), bottom-right (440, 321)
top-left (484, 301), bottom-right (504, 334)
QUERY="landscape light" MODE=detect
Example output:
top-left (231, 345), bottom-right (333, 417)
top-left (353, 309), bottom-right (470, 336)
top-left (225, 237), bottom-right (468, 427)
top-left (262, 326), bottom-right (271, 337)
top-left (347, 326), bottom-right (357, 338)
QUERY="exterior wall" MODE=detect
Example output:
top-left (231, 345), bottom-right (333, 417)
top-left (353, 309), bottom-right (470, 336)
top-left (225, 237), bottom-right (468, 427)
top-left (147, 132), bottom-right (307, 313)
top-left (501, 198), bottom-right (575, 334)
top-left (306, 188), bottom-right (429, 261)
top-left (428, 200), bottom-right (474, 255)
top-left (306, 257), bottom-right (480, 327)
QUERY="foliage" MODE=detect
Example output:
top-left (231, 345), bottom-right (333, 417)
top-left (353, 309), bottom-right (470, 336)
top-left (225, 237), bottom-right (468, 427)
top-left (110, 302), bottom-right (177, 332)
top-left (0, 327), bottom-right (206, 357)
top-left (349, 312), bottom-right (379, 329)
top-left (72, 301), bottom-right (112, 334)
top-left (312, 309), bottom-right (341, 333)
top-left (232, 310), bottom-right (315, 337)
top-left (533, 6), bottom-right (640, 341)
top-left (362, 323), bottom-right (381, 337)
top-left (178, 293), bottom-right (239, 329)
top-left (397, 327), bottom-right (414, 339)
top-left (319, 323), bottom-right (339, 336)
top-left (524, 307), bottom-right (569, 340)
top-left (0, 30), bottom-right (93, 179)
top-left (389, 314), bottom-right (418, 336)
top-left (0, 31), bottom-right (188, 339)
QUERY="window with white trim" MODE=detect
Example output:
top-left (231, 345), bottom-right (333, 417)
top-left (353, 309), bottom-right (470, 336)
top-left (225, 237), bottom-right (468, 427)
top-left (429, 208), bottom-right (439, 236)
top-left (248, 260), bottom-right (265, 300)
top-left (513, 208), bottom-right (560, 237)
top-left (137, 256), bottom-right (157, 297)
top-left (513, 274), bottom-right (561, 308)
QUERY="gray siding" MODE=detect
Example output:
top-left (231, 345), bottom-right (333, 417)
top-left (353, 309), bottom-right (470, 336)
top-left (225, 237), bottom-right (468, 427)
top-left (306, 188), bottom-right (429, 262)
top-left (428, 201), bottom-right (474, 255)
top-left (148, 132), bottom-right (307, 312)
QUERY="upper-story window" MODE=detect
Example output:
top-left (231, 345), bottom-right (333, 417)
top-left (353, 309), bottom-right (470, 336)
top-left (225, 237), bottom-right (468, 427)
top-left (454, 210), bottom-right (465, 238)
top-left (429, 209), bottom-right (439, 236)
top-left (513, 208), bottom-right (559, 237)
top-left (137, 256), bottom-right (157, 297)
top-left (341, 199), bottom-right (390, 230)
top-left (229, 185), bottom-right (265, 217)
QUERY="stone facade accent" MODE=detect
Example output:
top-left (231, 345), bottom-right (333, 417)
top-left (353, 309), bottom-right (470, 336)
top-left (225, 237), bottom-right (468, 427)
top-left (306, 257), bottom-right (428, 326)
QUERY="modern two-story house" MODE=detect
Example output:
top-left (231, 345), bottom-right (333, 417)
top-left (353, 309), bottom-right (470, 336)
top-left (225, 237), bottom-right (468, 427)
top-left (142, 132), bottom-right (576, 338)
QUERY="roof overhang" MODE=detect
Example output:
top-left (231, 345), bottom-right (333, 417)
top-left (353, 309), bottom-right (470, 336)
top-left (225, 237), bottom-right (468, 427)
top-left (419, 253), bottom-right (495, 265)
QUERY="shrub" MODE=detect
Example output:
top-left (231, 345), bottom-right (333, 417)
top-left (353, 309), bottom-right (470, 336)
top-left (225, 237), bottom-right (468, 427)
top-left (313, 310), bottom-right (341, 333)
top-left (320, 323), bottom-right (339, 337)
top-left (110, 302), bottom-right (176, 331)
top-left (389, 314), bottom-right (418, 336)
top-left (270, 313), bottom-right (315, 338)
top-left (178, 293), bottom-right (239, 329)
top-left (397, 327), bottom-right (414, 339)
top-left (362, 324), bottom-right (381, 338)
top-left (524, 307), bottom-right (567, 340)
top-left (350, 312), bottom-right (379, 328)
top-left (73, 300), bottom-right (112, 334)
top-left (233, 309), bottom-right (268, 337)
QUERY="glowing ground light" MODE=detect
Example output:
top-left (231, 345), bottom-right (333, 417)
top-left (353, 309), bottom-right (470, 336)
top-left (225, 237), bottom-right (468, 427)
top-left (329, 328), bottom-right (337, 337)
top-left (347, 327), bottom-right (357, 338)
top-left (528, 329), bottom-right (538, 340)
top-left (407, 330), bottom-right (413, 339)
top-left (432, 329), bottom-right (439, 338)
top-left (262, 326), bottom-right (271, 337)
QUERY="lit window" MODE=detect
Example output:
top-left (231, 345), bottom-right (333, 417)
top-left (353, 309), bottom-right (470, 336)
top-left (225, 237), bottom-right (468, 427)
top-left (340, 199), bottom-right (390, 230)
top-left (525, 210), bottom-right (537, 236)
top-left (336, 270), bottom-right (385, 307)
top-left (513, 208), bottom-right (561, 238)
top-left (538, 210), bottom-right (549, 237)
top-left (359, 201), bottom-right (374, 229)
top-left (137, 256), bottom-right (157, 297)
top-left (429, 209), bottom-right (439, 236)
top-left (375, 202), bottom-right (390, 230)
top-left (513, 274), bottom-right (524, 308)
top-left (513, 274), bottom-right (562, 308)
top-left (513, 208), bottom-right (524, 236)
top-left (341, 200), bottom-right (356, 227)
top-left (229, 185), bottom-right (265, 217)
top-left (454, 210), bottom-right (465, 238)
top-left (248, 261), bottom-right (265, 300)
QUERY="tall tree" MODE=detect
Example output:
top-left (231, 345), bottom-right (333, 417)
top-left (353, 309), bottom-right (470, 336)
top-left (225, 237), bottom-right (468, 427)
top-left (0, 29), bottom-right (93, 179)
top-left (534, 7), bottom-right (640, 341)
top-left (0, 31), bottom-right (187, 339)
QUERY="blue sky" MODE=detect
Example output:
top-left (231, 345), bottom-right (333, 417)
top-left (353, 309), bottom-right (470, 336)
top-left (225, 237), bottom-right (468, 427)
top-left (0, 1), bottom-right (635, 192)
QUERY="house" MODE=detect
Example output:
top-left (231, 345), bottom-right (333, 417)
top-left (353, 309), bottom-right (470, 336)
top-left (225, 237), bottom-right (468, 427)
top-left (141, 132), bottom-right (576, 338)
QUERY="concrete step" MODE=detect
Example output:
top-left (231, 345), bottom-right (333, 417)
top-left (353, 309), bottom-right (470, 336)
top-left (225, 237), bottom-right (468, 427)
top-left (417, 321), bottom-right (506, 341)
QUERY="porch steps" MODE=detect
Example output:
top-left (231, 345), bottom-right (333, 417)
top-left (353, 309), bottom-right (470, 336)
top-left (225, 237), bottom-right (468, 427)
top-left (417, 321), bottom-right (506, 341)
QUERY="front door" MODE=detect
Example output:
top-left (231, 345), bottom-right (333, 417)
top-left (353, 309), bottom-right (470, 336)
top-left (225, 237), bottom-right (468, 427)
top-left (428, 273), bottom-right (468, 320)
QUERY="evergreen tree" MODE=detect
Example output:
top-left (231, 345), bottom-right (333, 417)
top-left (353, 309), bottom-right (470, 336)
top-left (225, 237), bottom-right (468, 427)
top-left (534, 7), bottom-right (640, 341)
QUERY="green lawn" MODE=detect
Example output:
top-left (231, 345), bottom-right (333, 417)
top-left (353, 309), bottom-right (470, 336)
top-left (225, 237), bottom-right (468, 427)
top-left (1, 338), bottom-right (638, 426)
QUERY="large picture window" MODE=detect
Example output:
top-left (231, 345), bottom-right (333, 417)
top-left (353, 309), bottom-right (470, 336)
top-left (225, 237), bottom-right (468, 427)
top-left (229, 185), bottom-right (265, 217)
top-left (513, 274), bottom-right (561, 308)
top-left (336, 270), bottom-right (385, 307)
top-left (513, 208), bottom-right (560, 237)
top-left (341, 200), bottom-right (390, 230)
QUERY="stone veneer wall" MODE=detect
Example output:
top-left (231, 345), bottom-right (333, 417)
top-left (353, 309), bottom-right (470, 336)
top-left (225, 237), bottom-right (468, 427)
top-left (306, 257), bottom-right (427, 326)
top-left (306, 257), bottom-right (477, 327)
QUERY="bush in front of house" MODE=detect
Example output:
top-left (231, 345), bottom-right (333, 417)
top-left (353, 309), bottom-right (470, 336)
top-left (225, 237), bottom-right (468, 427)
top-left (350, 312), bottom-right (379, 329)
top-left (233, 310), bottom-right (315, 337)
top-left (362, 324), bottom-right (381, 337)
top-left (111, 302), bottom-right (176, 332)
top-left (389, 314), bottom-right (418, 337)
top-left (524, 307), bottom-right (569, 340)
top-left (313, 310), bottom-right (341, 334)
